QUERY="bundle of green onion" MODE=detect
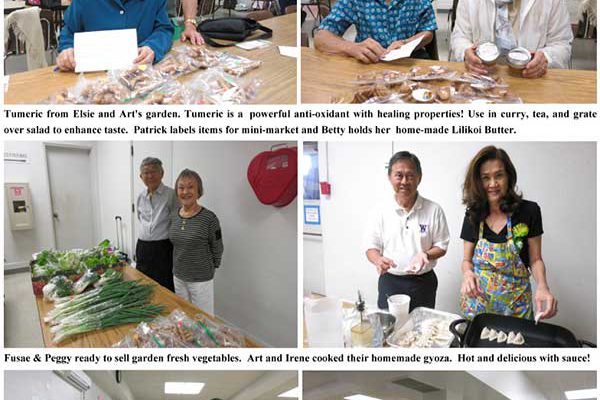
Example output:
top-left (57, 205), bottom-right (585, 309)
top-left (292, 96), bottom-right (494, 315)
top-left (45, 279), bottom-right (165, 343)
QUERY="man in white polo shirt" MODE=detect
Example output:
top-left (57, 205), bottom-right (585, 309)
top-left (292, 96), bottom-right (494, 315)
top-left (136, 157), bottom-right (179, 292)
top-left (365, 151), bottom-right (450, 311)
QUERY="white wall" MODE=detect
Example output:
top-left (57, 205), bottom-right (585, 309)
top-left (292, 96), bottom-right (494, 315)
top-left (4, 371), bottom-right (113, 400)
top-left (312, 142), bottom-right (596, 342)
top-left (3, 141), bottom-right (102, 269)
top-left (172, 141), bottom-right (297, 347)
top-left (4, 142), bottom-right (56, 269)
top-left (303, 235), bottom-right (325, 295)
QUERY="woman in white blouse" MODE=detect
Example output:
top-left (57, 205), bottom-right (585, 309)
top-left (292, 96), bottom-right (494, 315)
top-left (449, 0), bottom-right (573, 78)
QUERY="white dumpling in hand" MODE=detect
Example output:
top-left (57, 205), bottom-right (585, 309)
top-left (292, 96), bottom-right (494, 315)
top-left (487, 329), bottom-right (498, 341)
top-left (480, 327), bottom-right (491, 340)
top-left (496, 331), bottom-right (508, 343)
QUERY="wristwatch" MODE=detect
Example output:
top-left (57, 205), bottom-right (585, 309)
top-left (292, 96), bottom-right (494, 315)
top-left (184, 18), bottom-right (198, 26)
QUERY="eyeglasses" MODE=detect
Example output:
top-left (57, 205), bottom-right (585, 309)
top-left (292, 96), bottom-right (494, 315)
top-left (141, 170), bottom-right (160, 177)
top-left (393, 173), bottom-right (417, 182)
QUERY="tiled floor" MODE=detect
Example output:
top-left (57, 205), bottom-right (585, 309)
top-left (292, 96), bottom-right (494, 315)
top-left (301, 8), bottom-right (597, 71)
top-left (4, 272), bottom-right (44, 348)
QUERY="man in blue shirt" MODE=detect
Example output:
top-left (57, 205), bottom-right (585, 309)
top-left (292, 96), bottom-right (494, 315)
top-left (57, 0), bottom-right (174, 71)
top-left (315, 0), bottom-right (437, 63)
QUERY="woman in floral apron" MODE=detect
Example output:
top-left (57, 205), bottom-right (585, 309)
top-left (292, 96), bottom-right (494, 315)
top-left (459, 146), bottom-right (557, 320)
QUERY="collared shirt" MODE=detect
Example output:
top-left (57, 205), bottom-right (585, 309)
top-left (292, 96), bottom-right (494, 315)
top-left (508, 0), bottom-right (521, 40)
top-left (58, 0), bottom-right (174, 63)
top-left (137, 183), bottom-right (178, 241)
top-left (364, 193), bottom-right (450, 276)
top-left (319, 0), bottom-right (437, 48)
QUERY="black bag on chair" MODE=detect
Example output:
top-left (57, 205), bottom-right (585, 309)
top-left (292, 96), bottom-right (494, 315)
top-left (198, 17), bottom-right (272, 47)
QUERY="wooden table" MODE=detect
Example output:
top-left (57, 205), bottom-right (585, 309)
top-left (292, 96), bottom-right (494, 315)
top-left (4, 13), bottom-right (297, 104)
top-left (301, 48), bottom-right (597, 104)
top-left (35, 266), bottom-right (259, 348)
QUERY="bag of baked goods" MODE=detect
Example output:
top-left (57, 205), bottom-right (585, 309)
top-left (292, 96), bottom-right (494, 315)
top-left (78, 77), bottom-right (132, 104)
top-left (177, 45), bottom-right (220, 68)
top-left (110, 65), bottom-right (166, 98)
top-left (353, 70), bottom-right (409, 87)
top-left (407, 65), bottom-right (457, 81)
top-left (156, 52), bottom-right (198, 77)
top-left (139, 81), bottom-right (191, 104)
top-left (188, 69), bottom-right (260, 104)
top-left (215, 52), bottom-right (261, 76)
top-left (43, 75), bottom-right (131, 104)
top-left (156, 46), bottom-right (219, 78)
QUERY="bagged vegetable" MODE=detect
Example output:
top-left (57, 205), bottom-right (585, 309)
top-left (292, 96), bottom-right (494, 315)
top-left (72, 269), bottom-right (100, 294)
top-left (195, 315), bottom-right (245, 347)
top-left (45, 279), bottom-right (164, 344)
top-left (43, 275), bottom-right (73, 301)
top-left (169, 309), bottom-right (219, 347)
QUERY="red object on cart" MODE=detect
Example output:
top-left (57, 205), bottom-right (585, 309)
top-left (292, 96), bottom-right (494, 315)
top-left (247, 145), bottom-right (297, 207)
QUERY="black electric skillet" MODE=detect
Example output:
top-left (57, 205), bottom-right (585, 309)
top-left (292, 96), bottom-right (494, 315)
top-left (449, 313), bottom-right (596, 348)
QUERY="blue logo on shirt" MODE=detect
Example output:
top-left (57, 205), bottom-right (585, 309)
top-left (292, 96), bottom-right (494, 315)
top-left (420, 224), bottom-right (427, 233)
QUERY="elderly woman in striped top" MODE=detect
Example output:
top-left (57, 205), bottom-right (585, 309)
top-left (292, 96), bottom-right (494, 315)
top-left (169, 169), bottom-right (223, 315)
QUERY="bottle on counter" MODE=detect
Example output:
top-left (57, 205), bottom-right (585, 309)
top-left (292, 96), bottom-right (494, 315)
top-left (350, 290), bottom-right (374, 347)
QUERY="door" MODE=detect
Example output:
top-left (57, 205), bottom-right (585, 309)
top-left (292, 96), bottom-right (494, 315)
top-left (46, 145), bottom-right (95, 250)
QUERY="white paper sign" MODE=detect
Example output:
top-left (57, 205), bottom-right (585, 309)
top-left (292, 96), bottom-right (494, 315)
top-left (74, 29), bottom-right (138, 73)
top-left (380, 36), bottom-right (423, 62)
top-left (278, 46), bottom-right (299, 58)
top-left (236, 39), bottom-right (271, 50)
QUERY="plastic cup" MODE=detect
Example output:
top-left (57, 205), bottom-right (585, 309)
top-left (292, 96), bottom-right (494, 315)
top-left (387, 294), bottom-right (411, 330)
top-left (304, 298), bottom-right (343, 348)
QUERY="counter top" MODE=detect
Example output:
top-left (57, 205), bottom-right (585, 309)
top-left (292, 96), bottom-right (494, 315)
top-left (35, 266), bottom-right (259, 347)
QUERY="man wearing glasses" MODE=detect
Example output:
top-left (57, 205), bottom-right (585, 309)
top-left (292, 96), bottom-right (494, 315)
top-left (136, 157), bottom-right (179, 292)
top-left (365, 151), bottom-right (449, 311)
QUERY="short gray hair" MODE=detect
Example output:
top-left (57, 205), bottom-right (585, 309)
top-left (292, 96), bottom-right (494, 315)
top-left (388, 151), bottom-right (422, 177)
top-left (175, 169), bottom-right (204, 198)
top-left (140, 157), bottom-right (163, 173)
